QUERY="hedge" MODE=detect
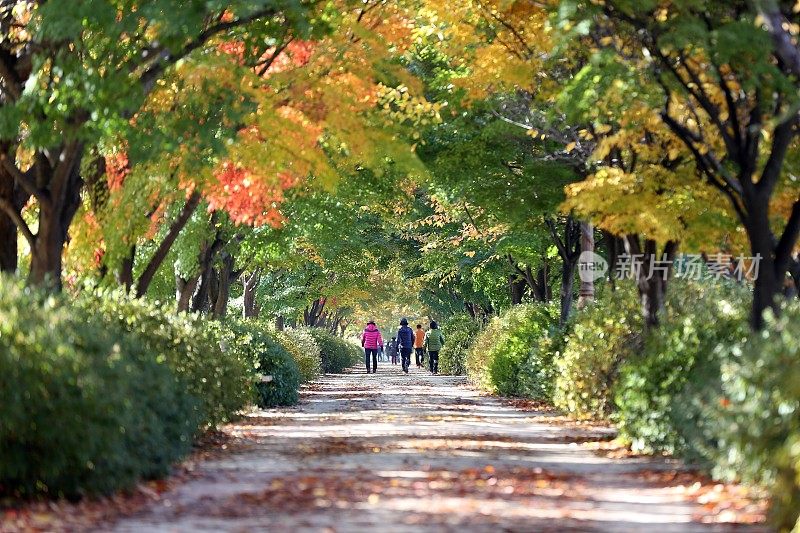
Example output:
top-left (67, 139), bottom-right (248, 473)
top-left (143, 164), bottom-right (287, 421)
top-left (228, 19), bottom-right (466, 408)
top-left (80, 291), bottom-right (251, 428)
top-left (614, 281), bottom-right (749, 457)
top-left (0, 284), bottom-right (197, 498)
top-left (278, 327), bottom-right (323, 383)
top-left (466, 303), bottom-right (559, 397)
top-left (217, 319), bottom-right (300, 408)
top-left (553, 284), bottom-right (641, 420)
top-left (438, 314), bottom-right (481, 376)
top-left (0, 285), bottom-right (306, 499)
top-left (309, 328), bottom-right (362, 373)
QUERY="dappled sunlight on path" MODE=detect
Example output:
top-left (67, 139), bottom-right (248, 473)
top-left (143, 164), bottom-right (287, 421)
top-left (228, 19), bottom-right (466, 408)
top-left (109, 366), bottom-right (768, 532)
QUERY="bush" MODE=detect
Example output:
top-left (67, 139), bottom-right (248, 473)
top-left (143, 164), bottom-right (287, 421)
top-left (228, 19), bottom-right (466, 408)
top-left (707, 306), bottom-right (800, 531)
top-left (466, 304), bottom-right (559, 397)
top-left (554, 284), bottom-right (641, 420)
top-left (278, 327), bottom-right (322, 383)
top-left (81, 291), bottom-right (251, 427)
top-left (438, 314), bottom-right (481, 376)
top-left (309, 328), bottom-right (362, 373)
top-left (0, 283), bottom-right (197, 498)
top-left (614, 281), bottom-right (748, 456)
top-left (518, 325), bottom-right (568, 401)
top-left (219, 320), bottom-right (300, 408)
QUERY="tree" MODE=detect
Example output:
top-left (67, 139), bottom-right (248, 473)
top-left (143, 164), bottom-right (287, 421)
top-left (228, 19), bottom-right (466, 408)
top-left (0, 1), bottom-right (321, 288)
top-left (565, 0), bottom-right (800, 328)
top-left (62, 0), bottom-right (437, 315)
top-left (557, 56), bottom-right (740, 326)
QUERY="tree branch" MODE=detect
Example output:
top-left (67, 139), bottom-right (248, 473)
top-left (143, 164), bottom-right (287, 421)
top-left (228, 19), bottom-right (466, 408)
top-left (545, 217), bottom-right (568, 260)
top-left (0, 196), bottom-right (34, 248)
top-left (255, 37), bottom-right (293, 77)
top-left (475, 0), bottom-right (535, 58)
top-left (757, 114), bottom-right (797, 198)
top-left (135, 190), bottom-right (201, 297)
top-left (774, 198), bottom-right (800, 277)
top-left (758, 6), bottom-right (800, 79)
top-left (140, 6), bottom-right (280, 95)
top-left (660, 108), bottom-right (747, 221)
top-left (713, 62), bottom-right (743, 152)
top-left (0, 154), bottom-right (45, 204)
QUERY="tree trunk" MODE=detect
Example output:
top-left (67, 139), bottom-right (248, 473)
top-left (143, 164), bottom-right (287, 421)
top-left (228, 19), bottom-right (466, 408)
top-left (534, 264), bottom-right (550, 301)
top-left (509, 275), bottom-right (526, 304)
top-left (303, 297), bottom-right (327, 327)
top-left (786, 256), bottom-right (800, 298)
top-left (192, 254), bottom-right (214, 313)
top-left (29, 219), bottom-right (63, 288)
top-left (578, 221), bottom-right (595, 308)
top-left (465, 302), bottom-right (477, 319)
top-left (0, 168), bottom-right (19, 273)
top-left (748, 222), bottom-right (781, 330)
top-left (560, 257), bottom-right (578, 325)
top-left (212, 252), bottom-right (237, 319)
top-left (118, 245), bottom-right (135, 291)
top-left (176, 273), bottom-right (199, 312)
top-left (242, 269), bottom-right (261, 318)
top-left (191, 227), bottom-right (224, 313)
top-left (29, 207), bottom-right (70, 288)
top-left (546, 216), bottom-right (582, 325)
top-left (624, 235), bottom-right (678, 329)
top-left (605, 231), bottom-right (622, 292)
top-left (276, 315), bottom-right (285, 331)
top-left (329, 309), bottom-right (345, 335)
top-left (27, 146), bottom-right (84, 289)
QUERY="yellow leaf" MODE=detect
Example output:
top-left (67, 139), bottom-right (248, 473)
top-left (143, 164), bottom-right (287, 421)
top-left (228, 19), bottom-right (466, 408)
top-left (565, 141), bottom-right (577, 153)
top-left (595, 123), bottom-right (612, 134)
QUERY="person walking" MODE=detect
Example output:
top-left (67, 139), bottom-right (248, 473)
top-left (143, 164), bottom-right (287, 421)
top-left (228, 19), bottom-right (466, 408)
top-left (424, 320), bottom-right (445, 374)
top-left (387, 337), bottom-right (399, 365)
top-left (414, 323), bottom-right (426, 368)
top-left (361, 320), bottom-right (383, 374)
top-left (397, 318), bottom-right (414, 373)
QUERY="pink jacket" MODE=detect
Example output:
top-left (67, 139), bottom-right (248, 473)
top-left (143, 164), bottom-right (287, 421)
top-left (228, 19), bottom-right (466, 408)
top-left (361, 324), bottom-right (383, 350)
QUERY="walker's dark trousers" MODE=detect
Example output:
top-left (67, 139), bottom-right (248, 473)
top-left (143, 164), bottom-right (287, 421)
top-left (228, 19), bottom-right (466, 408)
top-left (428, 351), bottom-right (439, 373)
top-left (365, 348), bottom-right (378, 373)
top-left (401, 349), bottom-right (412, 371)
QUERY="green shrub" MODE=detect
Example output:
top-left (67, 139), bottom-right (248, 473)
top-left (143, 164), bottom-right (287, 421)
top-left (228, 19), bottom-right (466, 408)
top-left (278, 327), bottom-right (322, 383)
top-left (518, 325), bottom-right (568, 401)
top-left (81, 291), bottom-right (251, 427)
top-left (218, 320), bottom-right (300, 408)
top-left (0, 284), bottom-right (197, 498)
top-left (466, 304), bottom-right (559, 397)
top-left (708, 306), bottom-right (800, 531)
top-left (309, 328), bottom-right (361, 373)
top-left (614, 281), bottom-right (748, 456)
top-left (438, 314), bottom-right (481, 376)
top-left (554, 284), bottom-right (641, 419)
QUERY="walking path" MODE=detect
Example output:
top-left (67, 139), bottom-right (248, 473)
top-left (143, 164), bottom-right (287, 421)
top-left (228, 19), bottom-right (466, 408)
top-left (108, 366), bottom-right (767, 532)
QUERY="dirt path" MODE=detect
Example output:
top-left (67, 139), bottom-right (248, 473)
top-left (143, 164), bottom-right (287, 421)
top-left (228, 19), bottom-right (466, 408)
top-left (108, 365), bottom-right (767, 532)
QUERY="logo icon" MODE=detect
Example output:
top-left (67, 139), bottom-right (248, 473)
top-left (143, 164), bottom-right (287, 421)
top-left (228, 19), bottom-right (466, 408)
top-left (578, 251), bottom-right (608, 283)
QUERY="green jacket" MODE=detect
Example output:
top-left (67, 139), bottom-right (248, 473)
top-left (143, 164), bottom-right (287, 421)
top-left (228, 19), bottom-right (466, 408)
top-left (424, 329), bottom-right (445, 351)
